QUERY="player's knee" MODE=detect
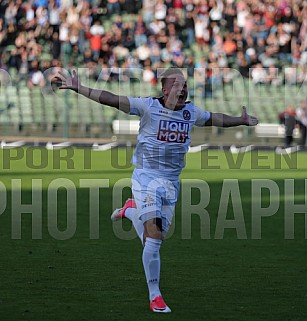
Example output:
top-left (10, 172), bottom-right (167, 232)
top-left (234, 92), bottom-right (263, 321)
top-left (153, 218), bottom-right (162, 231)
top-left (144, 218), bottom-right (162, 240)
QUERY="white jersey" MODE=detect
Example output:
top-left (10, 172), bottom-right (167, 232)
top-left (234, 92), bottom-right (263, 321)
top-left (128, 96), bottom-right (211, 178)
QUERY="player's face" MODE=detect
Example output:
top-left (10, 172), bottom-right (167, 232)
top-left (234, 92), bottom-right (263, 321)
top-left (162, 74), bottom-right (188, 110)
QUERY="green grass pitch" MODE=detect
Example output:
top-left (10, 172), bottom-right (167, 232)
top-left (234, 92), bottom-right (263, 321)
top-left (0, 147), bottom-right (306, 321)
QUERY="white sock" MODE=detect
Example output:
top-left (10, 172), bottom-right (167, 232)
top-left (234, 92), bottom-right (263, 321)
top-left (142, 237), bottom-right (162, 301)
top-left (124, 208), bottom-right (135, 220)
top-left (125, 208), bottom-right (144, 243)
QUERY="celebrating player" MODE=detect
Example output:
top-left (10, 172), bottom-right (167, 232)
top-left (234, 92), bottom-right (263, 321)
top-left (56, 67), bottom-right (258, 313)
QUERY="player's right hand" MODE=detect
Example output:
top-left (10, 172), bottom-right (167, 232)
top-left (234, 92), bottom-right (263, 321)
top-left (54, 70), bottom-right (80, 92)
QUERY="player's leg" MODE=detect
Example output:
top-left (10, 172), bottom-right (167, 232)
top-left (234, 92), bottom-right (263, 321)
top-left (142, 177), bottom-right (178, 313)
top-left (111, 198), bottom-right (136, 221)
top-left (127, 208), bottom-right (144, 243)
top-left (111, 197), bottom-right (166, 309)
top-left (142, 201), bottom-right (176, 313)
top-left (142, 217), bottom-right (172, 313)
top-left (111, 199), bottom-right (145, 243)
top-left (120, 169), bottom-right (176, 312)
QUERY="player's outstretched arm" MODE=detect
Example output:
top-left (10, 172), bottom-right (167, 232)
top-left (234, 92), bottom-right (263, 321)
top-left (55, 70), bottom-right (130, 113)
top-left (205, 106), bottom-right (258, 127)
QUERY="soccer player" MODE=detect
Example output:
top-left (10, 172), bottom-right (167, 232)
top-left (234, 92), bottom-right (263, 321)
top-left (57, 67), bottom-right (258, 313)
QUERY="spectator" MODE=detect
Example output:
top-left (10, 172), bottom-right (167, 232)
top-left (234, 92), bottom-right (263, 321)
top-left (209, 0), bottom-right (223, 25)
top-left (122, 22), bottom-right (135, 51)
top-left (23, 2), bottom-right (36, 31)
top-left (27, 60), bottom-right (45, 89)
top-left (48, 0), bottom-right (61, 33)
top-left (113, 43), bottom-right (129, 63)
top-left (255, 37), bottom-right (266, 56)
top-left (8, 48), bottom-right (21, 73)
top-left (266, 65), bottom-right (282, 86)
top-left (236, 2), bottom-right (249, 31)
top-left (196, 0), bottom-right (209, 19)
top-left (263, 4), bottom-right (276, 30)
top-left (36, 6), bottom-right (49, 27)
top-left (34, 0), bottom-right (48, 8)
top-left (0, 18), bottom-right (5, 47)
top-left (277, 23), bottom-right (292, 63)
top-left (194, 15), bottom-right (210, 51)
top-left (0, 0), bottom-right (305, 98)
top-left (156, 29), bottom-right (168, 49)
top-left (149, 18), bottom-right (166, 36)
top-left (142, 62), bottom-right (155, 83)
top-left (258, 46), bottom-right (278, 67)
top-left (142, 0), bottom-right (155, 24)
top-left (291, 39), bottom-right (302, 65)
top-left (252, 13), bottom-right (269, 40)
top-left (184, 11), bottom-right (195, 48)
top-left (78, 2), bottom-right (92, 54)
top-left (51, 32), bottom-right (61, 60)
top-left (17, 51), bottom-right (29, 84)
top-left (135, 43), bottom-right (151, 66)
top-left (223, 32), bottom-right (237, 60)
top-left (134, 15), bottom-right (147, 48)
top-left (296, 100), bottom-right (307, 146)
top-left (246, 47), bottom-right (261, 67)
top-left (15, 31), bottom-right (27, 49)
top-left (4, 1), bottom-right (18, 24)
top-left (284, 64), bottom-right (299, 85)
top-left (5, 19), bottom-right (17, 46)
top-left (154, 0), bottom-right (167, 21)
top-left (107, 0), bottom-right (121, 16)
top-left (251, 63), bottom-right (268, 85)
top-left (59, 21), bottom-right (71, 66)
top-left (223, 2), bottom-right (236, 33)
top-left (279, 106), bottom-right (297, 148)
top-left (89, 20), bottom-right (104, 61)
top-left (236, 51), bottom-right (249, 78)
top-left (148, 37), bottom-right (161, 65)
top-left (184, 54), bottom-right (195, 79)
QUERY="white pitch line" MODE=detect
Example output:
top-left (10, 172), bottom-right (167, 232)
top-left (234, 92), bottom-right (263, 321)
top-left (0, 140), bottom-right (25, 149)
top-left (275, 146), bottom-right (301, 154)
top-left (46, 141), bottom-right (72, 150)
top-left (92, 142), bottom-right (118, 151)
top-left (188, 144), bottom-right (209, 153)
top-left (229, 145), bottom-right (255, 154)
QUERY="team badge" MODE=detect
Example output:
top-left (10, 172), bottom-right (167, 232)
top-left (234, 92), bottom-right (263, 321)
top-left (183, 110), bottom-right (191, 120)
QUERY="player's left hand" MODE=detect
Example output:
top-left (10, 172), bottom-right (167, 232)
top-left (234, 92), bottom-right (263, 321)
top-left (241, 106), bottom-right (258, 126)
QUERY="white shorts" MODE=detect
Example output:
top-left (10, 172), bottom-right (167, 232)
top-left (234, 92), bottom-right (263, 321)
top-left (131, 169), bottom-right (179, 235)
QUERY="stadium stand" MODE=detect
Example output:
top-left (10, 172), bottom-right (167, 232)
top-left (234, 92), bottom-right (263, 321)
top-left (0, 0), bottom-right (306, 144)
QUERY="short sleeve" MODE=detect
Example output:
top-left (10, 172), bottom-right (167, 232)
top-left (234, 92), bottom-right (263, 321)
top-left (128, 97), bottom-right (150, 117)
top-left (194, 106), bottom-right (211, 127)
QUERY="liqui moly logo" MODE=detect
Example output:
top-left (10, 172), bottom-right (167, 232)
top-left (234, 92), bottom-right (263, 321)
top-left (157, 120), bottom-right (189, 143)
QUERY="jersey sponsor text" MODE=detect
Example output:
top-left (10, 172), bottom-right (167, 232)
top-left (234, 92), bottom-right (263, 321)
top-left (157, 120), bottom-right (189, 143)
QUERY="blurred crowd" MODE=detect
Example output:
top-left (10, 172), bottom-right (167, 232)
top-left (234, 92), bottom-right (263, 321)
top-left (279, 100), bottom-right (307, 146)
top-left (0, 0), bottom-right (306, 89)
